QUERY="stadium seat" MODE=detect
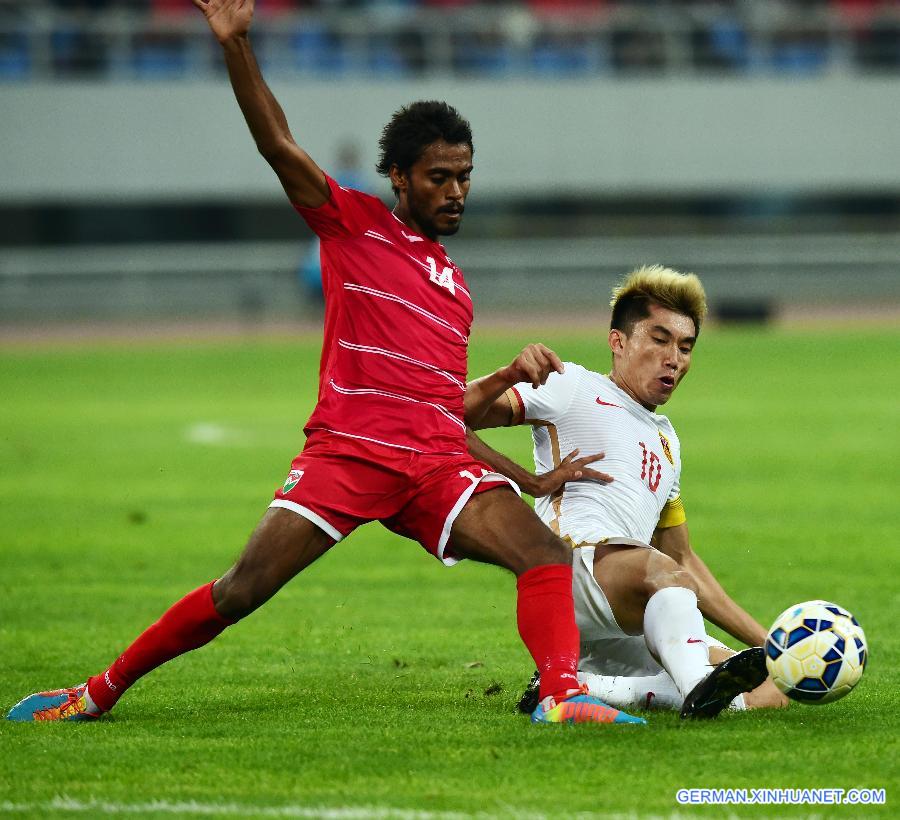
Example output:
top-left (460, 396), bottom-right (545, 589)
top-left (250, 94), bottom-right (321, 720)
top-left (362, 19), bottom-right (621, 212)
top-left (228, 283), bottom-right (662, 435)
top-left (0, 31), bottom-right (30, 81)
top-left (289, 25), bottom-right (349, 76)
top-left (131, 35), bottom-right (190, 80)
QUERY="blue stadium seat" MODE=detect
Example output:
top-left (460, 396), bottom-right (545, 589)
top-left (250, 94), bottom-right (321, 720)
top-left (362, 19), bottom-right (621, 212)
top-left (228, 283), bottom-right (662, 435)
top-left (0, 31), bottom-right (30, 81)
top-left (131, 38), bottom-right (190, 80)
top-left (707, 20), bottom-right (751, 70)
top-left (771, 38), bottom-right (830, 75)
top-left (366, 35), bottom-right (412, 78)
top-left (531, 38), bottom-right (599, 77)
top-left (453, 37), bottom-right (516, 77)
top-left (290, 25), bottom-right (348, 76)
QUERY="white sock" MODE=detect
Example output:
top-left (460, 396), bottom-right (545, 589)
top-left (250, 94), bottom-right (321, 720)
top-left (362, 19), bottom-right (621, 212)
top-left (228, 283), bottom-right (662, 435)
top-left (643, 587), bottom-right (711, 698)
top-left (578, 669), bottom-right (682, 711)
top-left (729, 693), bottom-right (747, 711)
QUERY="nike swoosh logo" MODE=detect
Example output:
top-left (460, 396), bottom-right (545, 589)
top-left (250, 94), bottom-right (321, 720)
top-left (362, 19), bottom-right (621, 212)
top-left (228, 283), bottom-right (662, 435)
top-left (687, 638), bottom-right (704, 644)
top-left (596, 398), bottom-right (622, 408)
top-left (401, 231), bottom-right (425, 243)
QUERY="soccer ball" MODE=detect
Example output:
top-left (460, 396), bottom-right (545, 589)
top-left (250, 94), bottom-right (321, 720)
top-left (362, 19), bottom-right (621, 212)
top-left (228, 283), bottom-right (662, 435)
top-left (765, 600), bottom-right (868, 704)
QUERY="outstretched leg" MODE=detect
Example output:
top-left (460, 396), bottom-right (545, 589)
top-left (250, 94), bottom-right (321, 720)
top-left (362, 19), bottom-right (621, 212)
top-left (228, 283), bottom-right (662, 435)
top-left (589, 545), bottom-right (712, 698)
top-left (449, 489), bottom-right (577, 701)
top-left (449, 489), bottom-right (644, 725)
top-left (577, 645), bottom-right (787, 713)
top-left (589, 545), bottom-right (767, 718)
top-left (8, 508), bottom-right (334, 721)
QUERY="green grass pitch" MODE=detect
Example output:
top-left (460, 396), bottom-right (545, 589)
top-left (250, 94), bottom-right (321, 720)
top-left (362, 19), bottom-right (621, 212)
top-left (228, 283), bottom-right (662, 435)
top-left (1, 324), bottom-right (898, 818)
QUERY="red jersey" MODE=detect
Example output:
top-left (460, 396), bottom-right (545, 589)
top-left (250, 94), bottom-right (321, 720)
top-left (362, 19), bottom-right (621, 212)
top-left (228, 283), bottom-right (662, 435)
top-left (294, 176), bottom-right (473, 455)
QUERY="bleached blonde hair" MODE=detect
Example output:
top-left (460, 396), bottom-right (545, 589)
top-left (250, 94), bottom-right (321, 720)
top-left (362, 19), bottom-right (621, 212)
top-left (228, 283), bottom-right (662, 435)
top-left (610, 265), bottom-right (708, 336)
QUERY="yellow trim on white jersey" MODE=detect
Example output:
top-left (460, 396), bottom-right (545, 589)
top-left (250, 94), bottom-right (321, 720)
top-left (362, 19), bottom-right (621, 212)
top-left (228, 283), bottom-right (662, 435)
top-left (527, 418), bottom-right (564, 534)
top-left (657, 495), bottom-right (686, 529)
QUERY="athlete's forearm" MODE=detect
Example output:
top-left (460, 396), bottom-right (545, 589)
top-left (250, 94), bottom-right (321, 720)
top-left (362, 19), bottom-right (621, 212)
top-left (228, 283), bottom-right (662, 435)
top-left (465, 344), bottom-right (562, 429)
top-left (466, 430), bottom-right (540, 495)
top-left (464, 371), bottom-right (515, 429)
top-left (655, 524), bottom-right (767, 646)
top-left (684, 552), bottom-right (768, 647)
top-left (221, 36), bottom-right (291, 156)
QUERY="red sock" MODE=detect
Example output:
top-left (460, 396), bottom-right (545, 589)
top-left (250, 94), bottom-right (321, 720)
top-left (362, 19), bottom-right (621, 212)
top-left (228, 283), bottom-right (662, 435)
top-left (87, 580), bottom-right (234, 712)
top-left (516, 564), bottom-right (580, 703)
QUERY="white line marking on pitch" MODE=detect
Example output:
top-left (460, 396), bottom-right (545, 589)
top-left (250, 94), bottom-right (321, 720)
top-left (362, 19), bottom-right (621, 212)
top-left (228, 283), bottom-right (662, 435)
top-left (0, 799), bottom-right (542, 819)
top-left (184, 422), bottom-right (247, 446)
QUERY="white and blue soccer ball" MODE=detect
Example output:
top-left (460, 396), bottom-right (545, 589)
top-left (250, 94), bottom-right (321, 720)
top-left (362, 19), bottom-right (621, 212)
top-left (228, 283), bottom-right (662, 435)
top-left (765, 600), bottom-right (868, 704)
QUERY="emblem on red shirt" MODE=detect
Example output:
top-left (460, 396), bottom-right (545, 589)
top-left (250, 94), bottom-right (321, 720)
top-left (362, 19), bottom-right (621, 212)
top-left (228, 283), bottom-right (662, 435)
top-left (282, 469), bottom-right (304, 493)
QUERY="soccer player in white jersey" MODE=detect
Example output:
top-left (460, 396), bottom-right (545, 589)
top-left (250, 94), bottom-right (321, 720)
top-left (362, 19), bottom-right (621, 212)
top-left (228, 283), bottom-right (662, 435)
top-left (466, 266), bottom-right (787, 718)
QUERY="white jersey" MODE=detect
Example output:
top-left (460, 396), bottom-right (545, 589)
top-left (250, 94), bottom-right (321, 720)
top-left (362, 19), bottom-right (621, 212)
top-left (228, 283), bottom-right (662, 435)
top-left (508, 363), bottom-right (684, 546)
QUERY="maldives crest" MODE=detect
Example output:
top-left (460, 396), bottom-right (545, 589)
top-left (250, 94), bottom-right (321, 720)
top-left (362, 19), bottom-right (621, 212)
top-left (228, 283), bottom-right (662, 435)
top-left (658, 432), bottom-right (674, 466)
top-left (282, 469), bottom-right (304, 493)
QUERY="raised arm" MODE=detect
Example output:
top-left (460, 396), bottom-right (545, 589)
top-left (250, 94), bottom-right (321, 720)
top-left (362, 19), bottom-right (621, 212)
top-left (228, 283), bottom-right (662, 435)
top-left (464, 343), bottom-right (563, 429)
top-left (652, 522), bottom-right (768, 647)
top-left (192, 0), bottom-right (329, 207)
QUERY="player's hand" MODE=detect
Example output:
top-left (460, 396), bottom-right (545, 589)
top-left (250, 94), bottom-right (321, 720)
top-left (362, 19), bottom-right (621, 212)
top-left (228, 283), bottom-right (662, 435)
top-left (191, 0), bottom-right (254, 44)
top-left (528, 449), bottom-right (613, 496)
top-left (501, 344), bottom-right (564, 390)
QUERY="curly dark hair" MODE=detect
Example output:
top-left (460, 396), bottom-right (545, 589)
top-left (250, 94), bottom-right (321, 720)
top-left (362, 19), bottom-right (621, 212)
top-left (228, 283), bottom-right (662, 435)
top-left (376, 101), bottom-right (473, 194)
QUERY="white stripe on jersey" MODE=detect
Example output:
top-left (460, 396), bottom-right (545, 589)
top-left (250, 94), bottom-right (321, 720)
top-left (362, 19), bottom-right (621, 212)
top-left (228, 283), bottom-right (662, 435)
top-left (364, 229), bottom-right (391, 244)
top-left (337, 339), bottom-right (466, 391)
top-left (329, 380), bottom-right (466, 431)
top-left (318, 426), bottom-right (464, 456)
top-left (343, 283), bottom-right (468, 342)
top-left (362, 230), bottom-right (472, 302)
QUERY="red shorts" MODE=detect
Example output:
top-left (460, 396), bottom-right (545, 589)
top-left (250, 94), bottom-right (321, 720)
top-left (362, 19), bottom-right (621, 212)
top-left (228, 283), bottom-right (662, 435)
top-left (270, 432), bottom-right (516, 565)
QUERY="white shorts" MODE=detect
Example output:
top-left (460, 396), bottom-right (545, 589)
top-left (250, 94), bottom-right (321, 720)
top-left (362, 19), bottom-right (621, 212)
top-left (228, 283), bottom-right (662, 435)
top-left (572, 540), bottom-right (657, 643)
top-left (579, 636), bottom-right (665, 677)
top-left (572, 542), bottom-right (729, 676)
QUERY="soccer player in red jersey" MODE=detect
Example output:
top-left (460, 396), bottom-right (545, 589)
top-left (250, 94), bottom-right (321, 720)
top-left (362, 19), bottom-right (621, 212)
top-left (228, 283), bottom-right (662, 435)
top-left (7, 0), bottom-right (643, 726)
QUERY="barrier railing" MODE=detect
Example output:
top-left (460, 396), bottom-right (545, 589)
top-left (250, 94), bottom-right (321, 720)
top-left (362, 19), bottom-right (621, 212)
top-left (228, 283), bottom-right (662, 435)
top-left (3, 233), bottom-right (898, 321)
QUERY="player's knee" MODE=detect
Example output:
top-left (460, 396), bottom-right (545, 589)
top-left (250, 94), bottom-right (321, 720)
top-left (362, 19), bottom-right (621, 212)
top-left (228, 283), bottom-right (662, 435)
top-left (644, 553), bottom-right (698, 598)
top-left (212, 571), bottom-right (264, 621)
top-left (518, 530), bottom-right (571, 574)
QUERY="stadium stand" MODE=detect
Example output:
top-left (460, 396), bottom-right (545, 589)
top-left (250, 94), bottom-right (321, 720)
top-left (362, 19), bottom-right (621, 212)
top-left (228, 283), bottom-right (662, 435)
top-left (1, 0), bottom-right (898, 325)
top-left (0, 1), bottom-right (898, 81)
